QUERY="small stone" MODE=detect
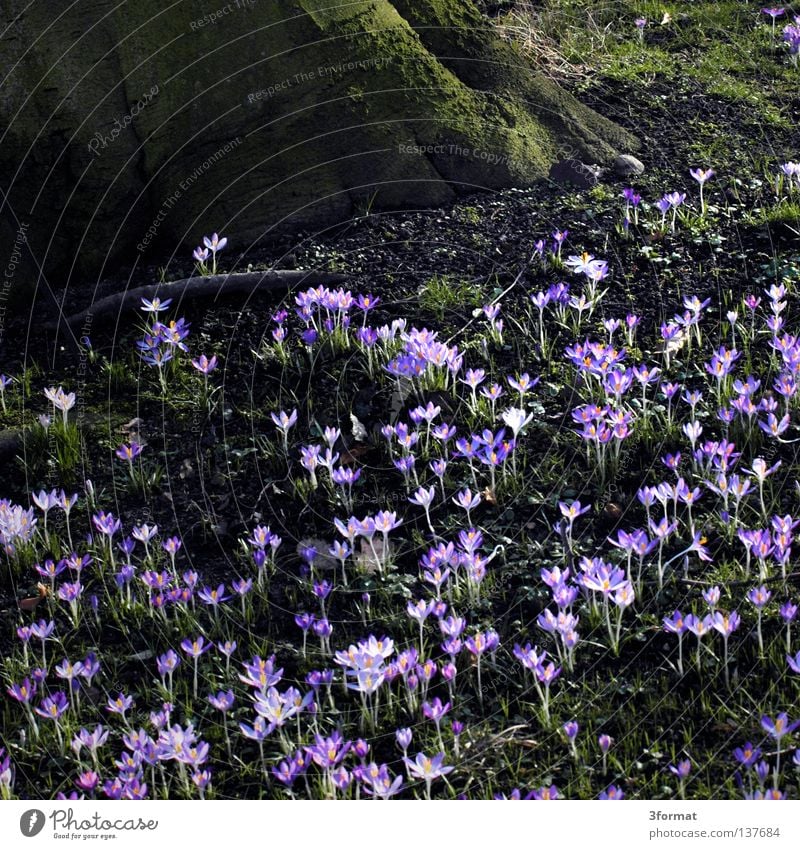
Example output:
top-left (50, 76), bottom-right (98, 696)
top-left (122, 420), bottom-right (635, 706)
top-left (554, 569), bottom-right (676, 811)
top-left (613, 154), bottom-right (645, 177)
top-left (548, 159), bottom-right (600, 189)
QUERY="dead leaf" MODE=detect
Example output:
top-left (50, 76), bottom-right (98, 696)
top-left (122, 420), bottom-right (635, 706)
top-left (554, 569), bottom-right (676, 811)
top-left (482, 487), bottom-right (497, 505)
top-left (350, 413), bottom-right (368, 442)
top-left (119, 417), bottom-right (145, 444)
top-left (18, 597), bottom-right (41, 612)
top-left (129, 649), bottom-right (155, 662)
top-left (210, 518), bottom-right (229, 536)
top-left (663, 327), bottom-right (686, 355)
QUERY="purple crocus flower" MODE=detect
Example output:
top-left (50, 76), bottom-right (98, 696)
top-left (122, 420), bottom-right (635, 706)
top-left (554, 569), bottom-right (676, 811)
top-left (530, 784), bottom-right (559, 800)
top-left (35, 692), bottom-right (69, 721)
top-left (181, 636), bottom-right (213, 658)
top-left (92, 511), bottom-right (121, 538)
top-left (156, 650), bottom-right (181, 684)
top-left (754, 759), bottom-right (771, 787)
top-left (761, 713), bottom-right (800, 739)
top-left (203, 232), bottom-right (227, 253)
top-left (665, 191), bottom-right (686, 207)
top-left (396, 728), bottom-right (413, 754)
top-left (191, 354), bottom-right (218, 375)
top-left (762, 7), bottom-right (785, 24)
top-left (748, 585), bottom-right (772, 608)
top-left (106, 693), bottom-right (134, 717)
top-left (140, 296), bottom-right (173, 313)
top-left (115, 442), bottom-right (143, 462)
top-left (403, 752), bottom-right (454, 799)
top-left (305, 731), bottom-right (351, 770)
top-left (685, 613), bottom-right (712, 638)
top-left (7, 678), bottom-right (37, 704)
top-left (733, 742), bottom-right (761, 767)
top-left (74, 771), bottom-right (99, 793)
top-left (690, 167), bottom-right (715, 185)
top-left (669, 760), bottom-right (691, 779)
top-left (598, 785), bottom-right (625, 799)
top-left (197, 584), bottom-right (231, 607)
top-left (422, 697), bottom-right (451, 725)
top-left (711, 610), bottom-right (740, 636)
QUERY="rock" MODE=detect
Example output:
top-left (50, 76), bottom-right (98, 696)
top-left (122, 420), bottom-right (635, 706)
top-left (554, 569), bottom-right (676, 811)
top-left (613, 154), bottom-right (645, 177)
top-left (548, 159), bottom-right (601, 188)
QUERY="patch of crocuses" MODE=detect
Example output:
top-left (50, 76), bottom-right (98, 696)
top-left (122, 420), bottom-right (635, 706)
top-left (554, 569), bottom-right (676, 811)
top-left (4, 148), bottom-right (800, 802)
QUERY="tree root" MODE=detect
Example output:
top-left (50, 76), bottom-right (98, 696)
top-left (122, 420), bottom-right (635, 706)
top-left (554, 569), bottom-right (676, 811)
top-left (46, 269), bottom-right (348, 331)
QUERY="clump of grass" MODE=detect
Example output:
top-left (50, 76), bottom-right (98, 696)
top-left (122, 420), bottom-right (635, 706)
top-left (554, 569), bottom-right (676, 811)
top-left (749, 201), bottom-right (800, 235)
top-left (418, 274), bottom-right (483, 321)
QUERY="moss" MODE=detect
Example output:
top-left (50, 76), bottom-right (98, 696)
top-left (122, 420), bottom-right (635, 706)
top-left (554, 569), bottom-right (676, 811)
top-left (300, 0), bottom-right (378, 28)
top-left (393, 0), bottom-right (637, 156)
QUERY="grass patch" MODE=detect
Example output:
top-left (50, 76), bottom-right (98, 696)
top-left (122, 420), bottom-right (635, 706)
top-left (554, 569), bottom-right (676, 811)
top-left (418, 273), bottom-right (484, 320)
